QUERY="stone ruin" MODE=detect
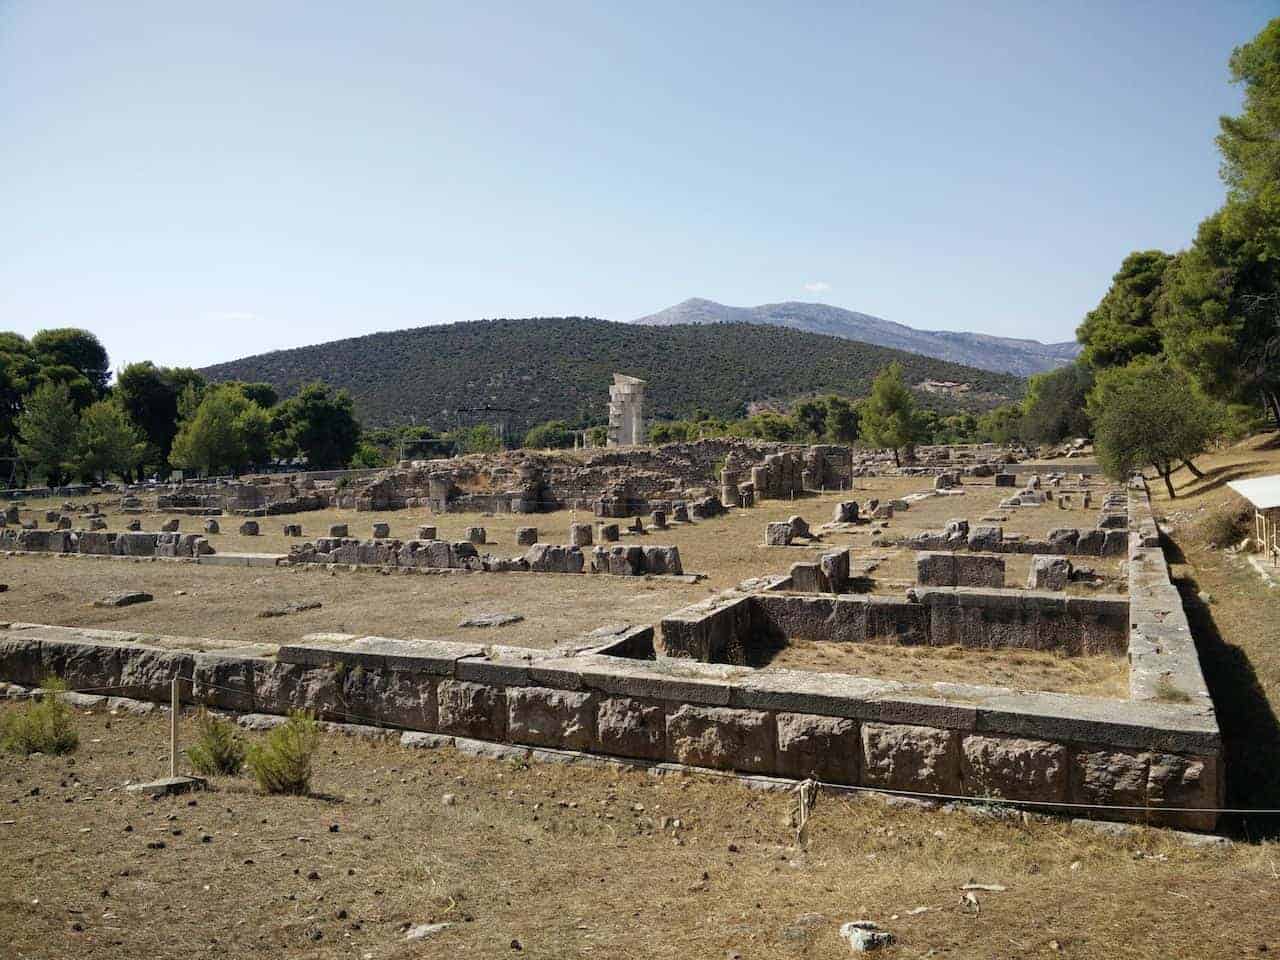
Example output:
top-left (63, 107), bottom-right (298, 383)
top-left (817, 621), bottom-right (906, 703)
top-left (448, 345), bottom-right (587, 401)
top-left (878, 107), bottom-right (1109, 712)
top-left (606, 373), bottom-right (646, 447)
top-left (0, 472), bottom-right (1223, 830)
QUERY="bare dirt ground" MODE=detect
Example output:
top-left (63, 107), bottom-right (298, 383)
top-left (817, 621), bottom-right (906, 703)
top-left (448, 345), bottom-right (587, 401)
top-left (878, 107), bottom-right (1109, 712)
top-left (1, 707), bottom-right (1276, 960)
top-left (765, 640), bottom-right (1128, 698)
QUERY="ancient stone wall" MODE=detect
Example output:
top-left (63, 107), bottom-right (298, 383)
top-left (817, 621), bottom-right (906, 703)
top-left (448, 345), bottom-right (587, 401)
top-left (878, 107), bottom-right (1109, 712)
top-left (0, 528), bottom-right (213, 559)
top-left (0, 621), bottom-right (1220, 829)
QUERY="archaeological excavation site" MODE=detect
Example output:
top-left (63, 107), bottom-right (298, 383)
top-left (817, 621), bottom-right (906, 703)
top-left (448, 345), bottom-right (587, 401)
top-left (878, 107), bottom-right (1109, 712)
top-left (0, 436), bottom-right (1223, 832)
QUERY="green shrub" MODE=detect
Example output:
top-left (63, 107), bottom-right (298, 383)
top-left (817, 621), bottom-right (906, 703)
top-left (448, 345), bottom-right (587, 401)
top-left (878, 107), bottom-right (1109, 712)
top-left (245, 710), bottom-right (320, 795)
top-left (0, 676), bottom-right (79, 756)
top-left (187, 710), bottom-right (246, 776)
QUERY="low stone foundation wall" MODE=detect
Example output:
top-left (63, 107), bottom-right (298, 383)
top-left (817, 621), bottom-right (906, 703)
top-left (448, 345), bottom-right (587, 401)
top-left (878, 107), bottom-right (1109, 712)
top-left (0, 621), bottom-right (1220, 829)
top-left (283, 538), bottom-right (683, 577)
top-left (659, 590), bottom-right (1129, 661)
top-left (0, 528), bottom-right (214, 559)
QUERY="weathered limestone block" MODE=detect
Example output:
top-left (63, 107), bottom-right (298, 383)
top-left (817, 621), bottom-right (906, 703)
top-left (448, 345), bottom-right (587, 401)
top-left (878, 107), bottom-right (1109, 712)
top-left (77, 531), bottom-right (115, 555)
top-left (436, 679), bottom-right (506, 740)
top-left (819, 549), bottom-right (850, 591)
top-left (417, 525), bottom-right (437, 540)
top-left (569, 522), bottom-right (593, 547)
top-left (642, 544), bottom-right (682, 575)
top-left (766, 522), bottom-right (793, 546)
top-left (1100, 529), bottom-right (1129, 556)
top-left (960, 735), bottom-right (1068, 801)
top-left (789, 562), bottom-right (825, 593)
top-left (160, 518), bottom-right (180, 532)
top-left (1147, 753), bottom-right (1220, 830)
top-left (666, 705), bottom-right (774, 773)
top-left (283, 523), bottom-right (302, 537)
top-left (994, 473), bottom-right (1017, 487)
top-left (916, 552), bottom-right (956, 586)
top-left (372, 522), bottom-right (391, 539)
top-left (56, 517), bottom-right (72, 530)
top-left (595, 697), bottom-right (665, 760)
top-left (126, 519), bottom-right (142, 531)
top-left (775, 713), bottom-right (860, 783)
top-left (591, 545), bottom-right (644, 576)
top-left (1027, 555), bottom-right (1072, 591)
top-left (861, 722), bottom-right (961, 793)
top-left (872, 502), bottom-right (894, 520)
top-left (967, 525), bottom-right (1003, 551)
top-left (507, 686), bottom-right (595, 750)
top-left (329, 524), bottom-right (349, 538)
top-left (203, 519), bottom-right (220, 534)
top-left (450, 541), bottom-right (480, 568)
top-left (467, 526), bottom-right (486, 545)
top-left (650, 510), bottom-right (667, 530)
top-left (955, 554), bottom-right (1004, 587)
top-left (524, 543), bottom-right (585, 574)
top-left (1075, 529), bottom-right (1105, 555)
top-left (671, 503), bottom-right (690, 523)
top-left (515, 526), bottom-right (539, 546)
top-left (787, 515), bottom-right (811, 538)
top-left (944, 518), bottom-right (970, 541)
top-left (239, 520), bottom-right (260, 536)
top-left (1072, 749), bottom-right (1148, 808)
top-left (113, 531), bottom-right (158, 556)
top-left (598, 523), bottom-right (620, 542)
top-left (832, 500), bottom-right (859, 523)
top-left (90, 517), bottom-right (108, 531)
top-left (370, 671), bottom-right (438, 731)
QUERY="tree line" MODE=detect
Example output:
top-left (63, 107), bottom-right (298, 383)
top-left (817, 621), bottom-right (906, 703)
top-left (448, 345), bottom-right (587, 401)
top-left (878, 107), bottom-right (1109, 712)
top-left (0, 329), bottom-right (364, 487)
top-left (946, 19), bottom-right (1280, 496)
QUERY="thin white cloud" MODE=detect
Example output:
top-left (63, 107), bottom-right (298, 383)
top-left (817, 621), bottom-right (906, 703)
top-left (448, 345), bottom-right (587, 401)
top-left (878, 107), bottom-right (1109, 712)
top-left (803, 281), bottom-right (831, 294)
top-left (203, 311), bottom-right (263, 324)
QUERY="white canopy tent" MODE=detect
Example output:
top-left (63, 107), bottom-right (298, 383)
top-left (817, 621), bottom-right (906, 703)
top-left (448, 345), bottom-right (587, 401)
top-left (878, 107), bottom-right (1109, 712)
top-left (1228, 475), bottom-right (1280, 565)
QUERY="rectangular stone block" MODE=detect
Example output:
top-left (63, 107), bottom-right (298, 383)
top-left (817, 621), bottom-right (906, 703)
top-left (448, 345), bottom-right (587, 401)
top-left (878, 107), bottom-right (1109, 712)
top-left (960, 734), bottom-right (1068, 802)
top-left (595, 696), bottom-right (665, 760)
top-left (775, 712), bottom-right (860, 784)
top-left (507, 686), bottom-right (595, 750)
top-left (861, 722), bottom-right (961, 793)
top-left (436, 680), bottom-right (507, 741)
top-left (665, 704), bottom-right (775, 773)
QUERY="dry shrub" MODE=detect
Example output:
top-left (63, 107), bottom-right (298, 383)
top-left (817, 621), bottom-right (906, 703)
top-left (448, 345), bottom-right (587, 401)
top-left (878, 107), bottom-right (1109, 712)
top-left (1194, 502), bottom-right (1253, 548)
top-left (245, 710), bottom-right (319, 795)
top-left (187, 710), bottom-right (246, 776)
top-left (1, 676), bottom-right (79, 756)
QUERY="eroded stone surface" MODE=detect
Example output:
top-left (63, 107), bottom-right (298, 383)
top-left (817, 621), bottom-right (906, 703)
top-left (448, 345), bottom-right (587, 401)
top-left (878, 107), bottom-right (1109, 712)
top-left (666, 704), bottom-right (774, 773)
top-left (775, 712), bottom-right (859, 783)
top-left (596, 696), bottom-right (665, 760)
top-left (436, 680), bottom-right (505, 740)
top-left (861, 722), bottom-right (961, 793)
top-left (960, 734), bottom-right (1068, 801)
top-left (507, 686), bottom-right (595, 750)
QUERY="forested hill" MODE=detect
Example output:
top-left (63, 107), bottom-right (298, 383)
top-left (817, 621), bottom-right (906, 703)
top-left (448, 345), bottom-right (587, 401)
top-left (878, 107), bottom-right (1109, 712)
top-left (201, 317), bottom-right (1025, 431)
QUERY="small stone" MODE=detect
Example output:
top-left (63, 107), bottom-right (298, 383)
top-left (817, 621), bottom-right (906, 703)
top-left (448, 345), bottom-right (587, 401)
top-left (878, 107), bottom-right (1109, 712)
top-left (93, 591), bottom-right (153, 608)
top-left (839, 921), bottom-right (894, 952)
top-left (442, 794), bottom-right (457, 807)
top-left (405, 922), bottom-right (451, 941)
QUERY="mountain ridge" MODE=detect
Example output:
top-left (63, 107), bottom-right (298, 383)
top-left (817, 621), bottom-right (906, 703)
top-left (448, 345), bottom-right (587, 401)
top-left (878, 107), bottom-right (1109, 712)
top-left (634, 298), bottom-right (1080, 376)
top-left (200, 316), bottom-right (1025, 431)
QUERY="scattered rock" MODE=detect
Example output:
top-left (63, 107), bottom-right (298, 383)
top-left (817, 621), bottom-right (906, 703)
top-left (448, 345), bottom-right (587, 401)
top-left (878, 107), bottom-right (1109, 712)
top-left (93, 592), bottom-right (153, 608)
top-left (839, 921), bottom-right (894, 952)
top-left (457, 613), bottom-right (524, 629)
top-left (405, 922), bottom-right (451, 941)
top-left (258, 600), bottom-right (323, 619)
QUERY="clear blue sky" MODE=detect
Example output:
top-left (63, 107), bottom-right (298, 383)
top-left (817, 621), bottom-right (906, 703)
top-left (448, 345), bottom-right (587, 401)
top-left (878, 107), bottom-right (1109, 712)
top-left (1, 1), bottom-right (1273, 369)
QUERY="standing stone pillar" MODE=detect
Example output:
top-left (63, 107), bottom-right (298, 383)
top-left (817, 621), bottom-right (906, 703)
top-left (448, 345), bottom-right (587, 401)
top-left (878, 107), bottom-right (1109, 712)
top-left (720, 467), bottom-right (740, 508)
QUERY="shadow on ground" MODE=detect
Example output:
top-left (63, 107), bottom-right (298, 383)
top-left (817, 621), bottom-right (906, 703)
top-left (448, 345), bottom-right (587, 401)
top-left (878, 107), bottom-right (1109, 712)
top-left (1175, 572), bottom-right (1280, 839)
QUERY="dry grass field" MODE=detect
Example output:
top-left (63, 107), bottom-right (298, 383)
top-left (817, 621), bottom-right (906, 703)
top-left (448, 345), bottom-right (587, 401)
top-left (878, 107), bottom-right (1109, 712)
top-left (1, 707), bottom-right (1276, 960)
top-left (4, 446), bottom-right (1280, 958)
